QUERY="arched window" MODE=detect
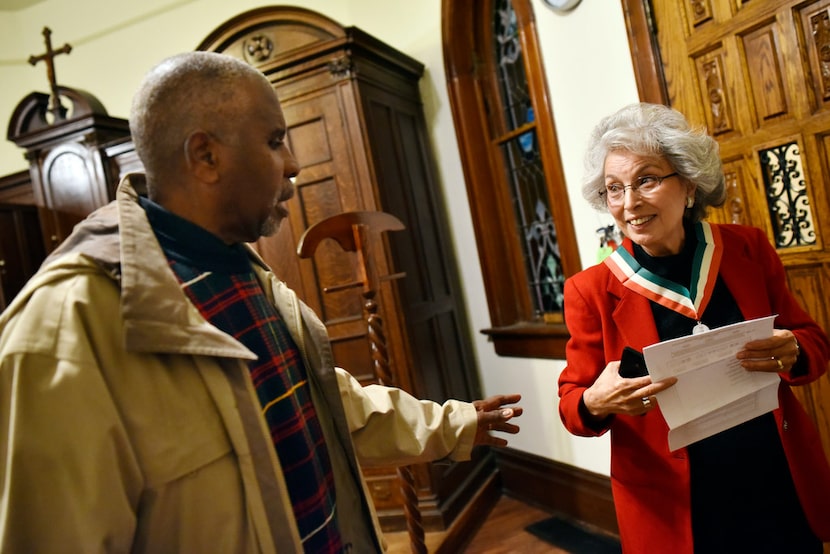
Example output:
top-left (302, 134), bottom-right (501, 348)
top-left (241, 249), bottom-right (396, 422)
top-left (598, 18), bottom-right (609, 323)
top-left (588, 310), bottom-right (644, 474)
top-left (443, 0), bottom-right (580, 358)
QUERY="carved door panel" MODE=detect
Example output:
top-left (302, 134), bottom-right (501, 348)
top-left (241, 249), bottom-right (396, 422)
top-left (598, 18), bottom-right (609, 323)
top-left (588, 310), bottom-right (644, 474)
top-left (651, 0), bottom-right (830, 470)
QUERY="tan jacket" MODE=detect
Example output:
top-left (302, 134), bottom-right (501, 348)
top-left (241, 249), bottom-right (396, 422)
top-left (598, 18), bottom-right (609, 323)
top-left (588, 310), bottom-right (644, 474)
top-left (0, 175), bottom-right (477, 553)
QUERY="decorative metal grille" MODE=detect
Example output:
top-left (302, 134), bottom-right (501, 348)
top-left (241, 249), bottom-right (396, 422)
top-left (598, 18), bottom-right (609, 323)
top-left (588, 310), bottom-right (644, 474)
top-left (493, 0), bottom-right (564, 314)
top-left (758, 142), bottom-right (815, 248)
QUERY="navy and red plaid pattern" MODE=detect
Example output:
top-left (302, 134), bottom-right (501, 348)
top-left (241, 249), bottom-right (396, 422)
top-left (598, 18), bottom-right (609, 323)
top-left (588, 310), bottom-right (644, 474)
top-left (170, 261), bottom-right (342, 553)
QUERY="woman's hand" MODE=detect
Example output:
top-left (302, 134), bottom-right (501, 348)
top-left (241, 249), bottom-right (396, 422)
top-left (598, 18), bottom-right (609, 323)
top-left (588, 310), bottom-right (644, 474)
top-left (582, 361), bottom-right (677, 418)
top-left (737, 328), bottom-right (800, 373)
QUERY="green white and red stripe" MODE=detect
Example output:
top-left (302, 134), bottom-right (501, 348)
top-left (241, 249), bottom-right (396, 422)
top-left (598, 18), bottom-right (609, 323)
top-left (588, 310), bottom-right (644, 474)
top-left (604, 222), bottom-right (723, 321)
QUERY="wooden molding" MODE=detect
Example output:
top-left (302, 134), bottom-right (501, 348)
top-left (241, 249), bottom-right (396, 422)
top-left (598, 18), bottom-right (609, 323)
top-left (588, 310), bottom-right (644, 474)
top-left (0, 170), bottom-right (34, 205)
top-left (434, 464), bottom-right (502, 554)
top-left (494, 447), bottom-right (619, 536)
top-left (621, 0), bottom-right (668, 104)
top-left (481, 321), bottom-right (570, 359)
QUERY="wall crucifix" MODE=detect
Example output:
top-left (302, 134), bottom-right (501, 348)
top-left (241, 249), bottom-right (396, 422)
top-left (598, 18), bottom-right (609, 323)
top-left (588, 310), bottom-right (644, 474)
top-left (28, 26), bottom-right (72, 121)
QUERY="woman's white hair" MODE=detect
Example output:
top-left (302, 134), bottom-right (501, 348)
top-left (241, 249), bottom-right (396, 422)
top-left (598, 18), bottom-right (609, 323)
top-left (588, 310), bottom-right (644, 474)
top-left (582, 102), bottom-right (726, 222)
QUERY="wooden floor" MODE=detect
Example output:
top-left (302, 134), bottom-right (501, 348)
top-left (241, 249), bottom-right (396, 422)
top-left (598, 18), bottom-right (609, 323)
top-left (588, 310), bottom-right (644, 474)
top-left (385, 495), bottom-right (571, 553)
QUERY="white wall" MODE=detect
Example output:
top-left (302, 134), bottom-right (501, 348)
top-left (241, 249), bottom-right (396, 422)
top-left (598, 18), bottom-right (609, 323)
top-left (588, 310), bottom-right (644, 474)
top-left (0, 0), bottom-right (640, 476)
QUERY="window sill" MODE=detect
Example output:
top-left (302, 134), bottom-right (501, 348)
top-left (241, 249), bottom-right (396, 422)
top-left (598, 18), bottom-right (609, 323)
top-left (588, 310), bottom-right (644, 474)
top-left (481, 321), bottom-right (569, 359)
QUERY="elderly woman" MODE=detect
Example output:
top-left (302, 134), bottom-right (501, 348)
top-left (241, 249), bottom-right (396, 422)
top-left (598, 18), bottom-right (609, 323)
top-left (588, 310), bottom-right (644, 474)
top-left (558, 102), bottom-right (830, 553)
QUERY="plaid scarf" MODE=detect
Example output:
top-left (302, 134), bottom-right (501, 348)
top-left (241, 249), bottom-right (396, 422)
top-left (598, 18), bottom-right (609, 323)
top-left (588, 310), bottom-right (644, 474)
top-left (142, 198), bottom-right (342, 552)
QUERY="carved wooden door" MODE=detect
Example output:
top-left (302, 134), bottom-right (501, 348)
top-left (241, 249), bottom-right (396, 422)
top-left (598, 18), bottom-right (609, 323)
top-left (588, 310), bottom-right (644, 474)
top-left (649, 0), bottom-right (830, 474)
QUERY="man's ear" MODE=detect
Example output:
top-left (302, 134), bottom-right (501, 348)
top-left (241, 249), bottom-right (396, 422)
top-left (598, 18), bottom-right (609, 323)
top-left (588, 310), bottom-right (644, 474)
top-left (184, 130), bottom-right (219, 182)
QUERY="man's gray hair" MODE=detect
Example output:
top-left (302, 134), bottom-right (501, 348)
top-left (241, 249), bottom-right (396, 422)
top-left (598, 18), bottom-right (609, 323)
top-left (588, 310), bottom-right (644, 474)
top-left (129, 51), bottom-right (268, 191)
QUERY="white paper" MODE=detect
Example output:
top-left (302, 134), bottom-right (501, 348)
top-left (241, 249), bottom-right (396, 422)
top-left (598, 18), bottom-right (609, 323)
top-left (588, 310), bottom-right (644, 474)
top-left (642, 315), bottom-right (780, 451)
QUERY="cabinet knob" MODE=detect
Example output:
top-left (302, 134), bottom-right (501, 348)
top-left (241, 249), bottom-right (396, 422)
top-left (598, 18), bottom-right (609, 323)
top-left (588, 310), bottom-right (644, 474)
top-left (0, 259), bottom-right (5, 276)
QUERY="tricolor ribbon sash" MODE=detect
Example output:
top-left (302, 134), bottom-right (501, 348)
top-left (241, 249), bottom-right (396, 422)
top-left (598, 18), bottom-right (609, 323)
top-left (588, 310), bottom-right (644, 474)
top-left (604, 222), bottom-right (723, 321)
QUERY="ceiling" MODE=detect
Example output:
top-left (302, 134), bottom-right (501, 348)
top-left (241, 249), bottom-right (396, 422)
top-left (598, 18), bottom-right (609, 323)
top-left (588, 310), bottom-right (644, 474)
top-left (0, 0), bottom-right (48, 11)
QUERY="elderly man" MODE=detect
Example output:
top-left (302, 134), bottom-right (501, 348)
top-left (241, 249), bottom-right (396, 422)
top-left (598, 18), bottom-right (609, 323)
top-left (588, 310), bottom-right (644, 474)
top-left (0, 51), bottom-right (521, 553)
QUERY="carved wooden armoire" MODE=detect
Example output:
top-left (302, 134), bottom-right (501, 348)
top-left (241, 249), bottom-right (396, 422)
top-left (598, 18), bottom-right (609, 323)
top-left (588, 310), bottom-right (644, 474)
top-left (6, 86), bottom-right (132, 255)
top-left (198, 7), bottom-right (489, 533)
top-left (2, 85), bottom-right (133, 310)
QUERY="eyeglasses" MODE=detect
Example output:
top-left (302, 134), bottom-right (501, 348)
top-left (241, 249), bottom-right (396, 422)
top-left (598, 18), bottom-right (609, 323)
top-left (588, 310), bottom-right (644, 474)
top-left (599, 172), bottom-right (679, 205)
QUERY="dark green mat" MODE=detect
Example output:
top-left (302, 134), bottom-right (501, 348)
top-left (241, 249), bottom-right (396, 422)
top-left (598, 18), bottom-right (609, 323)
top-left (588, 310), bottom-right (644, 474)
top-left (525, 516), bottom-right (621, 553)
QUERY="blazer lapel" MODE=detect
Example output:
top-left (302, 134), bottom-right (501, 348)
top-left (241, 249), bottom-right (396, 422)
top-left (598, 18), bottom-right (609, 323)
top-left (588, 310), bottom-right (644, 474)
top-left (610, 279), bottom-right (662, 350)
top-left (717, 234), bottom-right (768, 321)
top-left (607, 238), bottom-right (662, 350)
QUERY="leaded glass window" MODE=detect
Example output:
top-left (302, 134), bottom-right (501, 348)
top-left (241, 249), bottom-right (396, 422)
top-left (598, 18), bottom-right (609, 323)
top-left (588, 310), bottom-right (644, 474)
top-left (443, 0), bottom-right (578, 357)
top-left (493, 0), bottom-right (565, 314)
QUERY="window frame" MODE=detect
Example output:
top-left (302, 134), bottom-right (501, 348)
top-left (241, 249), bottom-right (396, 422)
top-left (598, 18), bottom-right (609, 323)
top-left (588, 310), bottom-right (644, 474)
top-left (442, 0), bottom-right (580, 358)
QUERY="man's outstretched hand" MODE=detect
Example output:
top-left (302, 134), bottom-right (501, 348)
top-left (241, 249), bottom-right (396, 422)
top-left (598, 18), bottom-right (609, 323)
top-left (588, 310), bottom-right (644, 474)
top-left (473, 394), bottom-right (522, 447)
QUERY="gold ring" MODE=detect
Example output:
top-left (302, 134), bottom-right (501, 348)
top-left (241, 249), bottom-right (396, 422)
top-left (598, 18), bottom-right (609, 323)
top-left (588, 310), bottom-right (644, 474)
top-left (776, 358), bottom-right (783, 371)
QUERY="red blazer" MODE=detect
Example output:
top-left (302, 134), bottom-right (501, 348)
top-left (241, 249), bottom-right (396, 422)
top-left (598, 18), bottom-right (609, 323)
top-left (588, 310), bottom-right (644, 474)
top-left (558, 223), bottom-right (830, 552)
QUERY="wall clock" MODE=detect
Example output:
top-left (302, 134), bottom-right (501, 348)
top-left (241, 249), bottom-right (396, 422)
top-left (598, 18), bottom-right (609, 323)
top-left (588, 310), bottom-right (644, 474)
top-left (542, 0), bottom-right (582, 13)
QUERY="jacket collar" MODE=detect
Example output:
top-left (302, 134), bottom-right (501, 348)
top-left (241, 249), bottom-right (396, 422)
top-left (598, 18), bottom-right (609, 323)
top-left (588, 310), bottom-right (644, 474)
top-left (117, 175), bottom-right (257, 358)
top-left (32, 175), bottom-right (256, 359)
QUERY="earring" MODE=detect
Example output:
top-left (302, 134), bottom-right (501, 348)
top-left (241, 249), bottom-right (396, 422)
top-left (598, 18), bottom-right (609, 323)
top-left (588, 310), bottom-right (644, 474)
top-left (686, 196), bottom-right (695, 208)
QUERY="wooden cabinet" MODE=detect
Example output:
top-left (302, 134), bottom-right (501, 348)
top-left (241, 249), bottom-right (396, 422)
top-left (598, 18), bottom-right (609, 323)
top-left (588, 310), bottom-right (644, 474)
top-left (198, 7), bottom-right (492, 532)
top-left (7, 87), bottom-right (131, 254)
top-left (0, 171), bottom-right (45, 311)
top-left (1, 88), bottom-right (133, 312)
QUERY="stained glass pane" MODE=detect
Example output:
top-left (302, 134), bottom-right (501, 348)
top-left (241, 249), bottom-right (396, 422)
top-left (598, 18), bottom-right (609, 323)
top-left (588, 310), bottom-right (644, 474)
top-left (758, 142), bottom-right (816, 248)
top-left (492, 0), bottom-right (564, 316)
top-left (493, 0), bottom-right (533, 133)
top-left (500, 132), bottom-right (565, 313)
